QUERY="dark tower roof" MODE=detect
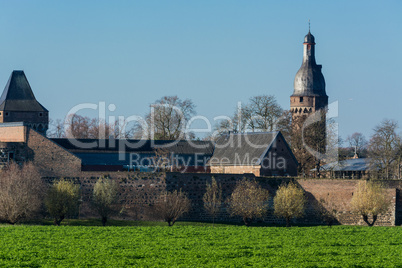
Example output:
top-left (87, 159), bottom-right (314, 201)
top-left (304, 31), bottom-right (315, 44)
top-left (292, 32), bottom-right (327, 97)
top-left (0, 70), bottom-right (48, 112)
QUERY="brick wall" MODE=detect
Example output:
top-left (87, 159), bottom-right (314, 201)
top-left (0, 125), bottom-right (26, 142)
top-left (211, 166), bottom-right (261, 176)
top-left (43, 172), bottom-right (402, 226)
top-left (298, 179), bottom-right (397, 226)
top-left (396, 189), bottom-right (402, 225)
top-left (43, 172), bottom-right (167, 221)
top-left (26, 128), bottom-right (82, 177)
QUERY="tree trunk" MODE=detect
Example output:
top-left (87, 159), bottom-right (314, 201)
top-left (101, 216), bottom-right (107, 226)
top-left (54, 215), bottom-right (64, 226)
top-left (325, 218), bottom-right (333, 227)
top-left (362, 214), bottom-right (378, 227)
top-left (243, 217), bottom-right (252, 227)
top-left (316, 162), bottom-right (321, 178)
top-left (285, 217), bottom-right (290, 227)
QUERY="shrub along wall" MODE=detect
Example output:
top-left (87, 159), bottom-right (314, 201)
top-left (42, 172), bottom-right (402, 226)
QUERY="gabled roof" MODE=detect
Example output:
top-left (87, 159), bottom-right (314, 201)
top-left (0, 70), bottom-right (48, 112)
top-left (50, 138), bottom-right (214, 155)
top-left (209, 131), bottom-right (281, 166)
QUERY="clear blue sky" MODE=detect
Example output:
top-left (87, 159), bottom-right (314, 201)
top-left (0, 1), bottom-right (401, 141)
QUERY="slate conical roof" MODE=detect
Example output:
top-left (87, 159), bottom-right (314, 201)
top-left (292, 32), bottom-right (327, 97)
top-left (0, 70), bottom-right (48, 112)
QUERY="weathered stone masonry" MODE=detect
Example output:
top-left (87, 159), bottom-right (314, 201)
top-left (45, 172), bottom-right (402, 226)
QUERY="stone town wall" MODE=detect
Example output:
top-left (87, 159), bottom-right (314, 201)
top-left (297, 179), bottom-right (397, 226)
top-left (396, 189), bottom-right (402, 225)
top-left (43, 172), bottom-right (402, 226)
top-left (26, 128), bottom-right (82, 177)
top-left (43, 172), bottom-right (167, 221)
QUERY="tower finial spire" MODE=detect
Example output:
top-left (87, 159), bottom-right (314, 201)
top-left (308, 19), bottom-right (310, 32)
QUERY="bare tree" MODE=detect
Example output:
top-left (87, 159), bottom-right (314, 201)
top-left (64, 114), bottom-right (93, 138)
top-left (141, 96), bottom-right (195, 140)
top-left (92, 176), bottom-right (120, 226)
top-left (227, 179), bottom-right (269, 226)
top-left (214, 95), bottom-right (287, 136)
top-left (274, 181), bottom-right (306, 227)
top-left (275, 110), bottom-right (293, 144)
top-left (49, 114), bottom-right (135, 139)
top-left (0, 162), bottom-right (44, 224)
top-left (368, 119), bottom-right (401, 179)
top-left (65, 114), bottom-right (115, 139)
top-left (244, 95), bottom-right (283, 132)
top-left (203, 177), bottom-right (222, 225)
top-left (215, 105), bottom-right (247, 135)
top-left (346, 132), bottom-right (367, 157)
top-left (350, 180), bottom-right (391, 226)
top-left (47, 119), bottom-right (66, 138)
top-left (291, 110), bottom-right (334, 177)
top-left (155, 189), bottom-right (191, 226)
top-left (291, 116), bottom-right (314, 176)
top-left (110, 118), bottom-right (136, 139)
top-left (45, 179), bottom-right (80, 226)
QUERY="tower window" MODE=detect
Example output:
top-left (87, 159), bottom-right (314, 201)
top-left (0, 112), bottom-right (2, 116)
top-left (5, 112), bottom-right (9, 116)
top-left (39, 112), bottom-right (43, 117)
top-left (300, 97), bottom-right (304, 103)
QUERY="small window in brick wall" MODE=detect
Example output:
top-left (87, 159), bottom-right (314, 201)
top-left (300, 97), bottom-right (304, 103)
top-left (5, 112), bottom-right (9, 116)
top-left (39, 112), bottom-right (43, 117)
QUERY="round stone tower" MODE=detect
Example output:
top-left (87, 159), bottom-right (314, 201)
top-left (290, 31), bottom-right (328, 119)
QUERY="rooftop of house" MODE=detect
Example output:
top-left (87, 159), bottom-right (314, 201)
top-left (50, 138), bottom-right (215, 155)
top-left (320, 158), bottom-right (371, 172)
top-left (208, 131), bottom-right (295, 166)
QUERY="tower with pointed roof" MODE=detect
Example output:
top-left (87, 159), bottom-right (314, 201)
top-left (290, 30), bottom-right (328, 176)
top-left (0, 71), bottom-right (49, 134)
top-left (290, 31), bottom-right (328, 120)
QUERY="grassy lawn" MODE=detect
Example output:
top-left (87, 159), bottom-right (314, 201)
top-left (0, 222), bottom-right (401, 267)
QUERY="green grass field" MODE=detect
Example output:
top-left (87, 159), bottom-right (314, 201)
top-left (0, 222), bottom-right (401, 267)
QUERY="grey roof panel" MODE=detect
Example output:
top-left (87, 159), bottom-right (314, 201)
top-left (320, 158), bottom-right (371, 172)
top-left (209, 132), bottom-right (279, 166)
top-left (75, 152), bottom-right (210, 167)
top-left (50, 138), bottom-right (214, 155)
